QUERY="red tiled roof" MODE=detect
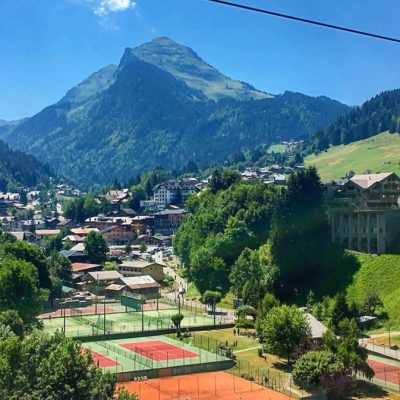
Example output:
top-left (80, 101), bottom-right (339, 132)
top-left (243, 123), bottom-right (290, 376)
top-left (71, 263), bottom-right (102, 273)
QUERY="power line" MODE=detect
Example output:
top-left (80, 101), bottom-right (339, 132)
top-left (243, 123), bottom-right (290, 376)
top-left (207, 0), bottom-right (400, 44)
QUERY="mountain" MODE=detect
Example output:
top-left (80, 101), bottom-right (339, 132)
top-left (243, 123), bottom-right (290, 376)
top-left (131, 36), bottom-right (269, 101)
top-left (0, 138), bottom-right (53, 192)
top-left (3, 37), bottom-right (350, 186)
top-left (0, 118), bottom-right (24, 139)
top-left (307, 89), bottom-right (400, 152)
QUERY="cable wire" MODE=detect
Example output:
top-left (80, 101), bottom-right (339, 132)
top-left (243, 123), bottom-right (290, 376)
top-left (207, 0), bottom-right (400, 44)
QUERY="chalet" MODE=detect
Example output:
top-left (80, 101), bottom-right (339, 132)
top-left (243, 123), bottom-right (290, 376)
top-left (80, 270), bottom-right (123, 295)
top-left (118, 260), bottom-right (164, 281)
top-left (100, 225), bottom-right (136, 246)
top-left (106, 275), bottom-right (160, 300)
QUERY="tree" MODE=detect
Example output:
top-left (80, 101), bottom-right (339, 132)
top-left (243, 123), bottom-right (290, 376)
top-left (261, 305), bottom-right (312, 362)
top-left (201, 290), bottom-right (222, 312)
top-left (324, 318), bottom-right (374, 379)
top-left (270, 167), bottom-right (330, 298)
top-left (236, 305), bottom-right (256, 320)
top-left (258, 293), bottom-right (280, 317)
top-left (0, 332), bottom-right (138, 399)
top-left (242, 278), bottom-right (265, 308)
top-left (360, 292), bottom-right (383, 316)
top-left (0, 241), bottom-right (52, 289)
top-left (49, 253), bottom-right (72, 286)
top-left (191, 247), bottom-right (228, 293)
top-left (128, 185), bottom-right (147, 212)
top-left (0, 257), bottom-right (48, 324)
top-left (330, 292), bottom-right (350, 333)
top-left (171, 313), bottom-right (184, 336)
top-left (0, 310), bottom-right (25, 339)
top-left (292, 350), bottom-right (344, 390)
top-left (139, 241), bottom-right (147, 253)
top-left (84, 231), bottom-right (108, 264)
top-left (19, 189), bottom-right (28, 206)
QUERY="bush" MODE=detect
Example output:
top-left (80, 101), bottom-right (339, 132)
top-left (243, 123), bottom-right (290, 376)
top-left (235, 319), bottom-right (255, 329)
top-left (292, 350), bottom-right (344, 390)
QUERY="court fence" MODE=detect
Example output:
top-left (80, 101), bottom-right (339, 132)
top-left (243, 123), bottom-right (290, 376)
top-left (358, 367), bottom-right (400, 392)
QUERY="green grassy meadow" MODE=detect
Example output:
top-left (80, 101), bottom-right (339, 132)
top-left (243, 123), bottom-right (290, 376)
top-left (267, 144), bottom-right (288, 153)
top-left (305, 132), bottom-right (400, 181)
top-left (346, 252), bottom-right (400, 330)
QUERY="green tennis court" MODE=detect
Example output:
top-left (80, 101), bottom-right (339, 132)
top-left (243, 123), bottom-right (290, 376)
top-left (83, 335), bottom-right (228, 373)
top-left (42, 307), bottom-right (232, 338)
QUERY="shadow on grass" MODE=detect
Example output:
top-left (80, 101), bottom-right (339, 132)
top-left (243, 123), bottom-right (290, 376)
top-left (271, 360), bottom-right (293, 373)
top-left (351, 380), bottom-right (389, 399)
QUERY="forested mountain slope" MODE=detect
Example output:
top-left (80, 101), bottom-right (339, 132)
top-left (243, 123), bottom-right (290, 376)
top-left (3, 38), bottom-right (349, 186)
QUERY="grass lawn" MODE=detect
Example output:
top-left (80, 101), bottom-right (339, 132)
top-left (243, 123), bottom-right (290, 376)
top-left (267, 144), bottom-right (288, 153)
top-left (305, 131), bottom-right (400, 182)
top-left (368, 335), bottom-right (400, 347)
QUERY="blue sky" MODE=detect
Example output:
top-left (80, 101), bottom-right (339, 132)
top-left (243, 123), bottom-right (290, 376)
top-left (1, 0), bottom-right (399, 120)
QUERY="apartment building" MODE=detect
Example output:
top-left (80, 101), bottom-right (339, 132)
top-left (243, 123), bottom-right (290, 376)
top-left (327, 172), bottom-right (400, 253)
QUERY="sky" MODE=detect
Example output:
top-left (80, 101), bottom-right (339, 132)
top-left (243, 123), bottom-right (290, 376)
top-left (0, 0), bottom-right (399, 120)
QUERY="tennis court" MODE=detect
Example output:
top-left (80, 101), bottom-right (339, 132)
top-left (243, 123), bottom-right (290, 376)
top-left (91, 350), bottom-right (120, 368)
top-left (40, 299), bottom-right (173, 319)
top-left (83, 335), bottom-right (228, 373)
top-left (119, 371), bottom-right (291, 400)
top-left (42, 306), bottom-right (231, 338)
top-left (120, 340), bottom-right (199, 361)
top-left (368, 359), bottom-right (400, 385)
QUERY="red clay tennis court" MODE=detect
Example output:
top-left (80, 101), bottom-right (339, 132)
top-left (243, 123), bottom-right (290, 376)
top-left (120, 340), bottom-right (198, 361)
top-left (91, 351), bottom-right (120, 368)
top-left (368, 359), bottom-right (400, 385)
top-left (119, 371), bottom-right (291, 400)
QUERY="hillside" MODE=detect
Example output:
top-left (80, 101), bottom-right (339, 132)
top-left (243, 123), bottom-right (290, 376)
top-left (305, 131), bottom-right (400, 181)
top-left (307, 89), bottom-right (400, 153)
top-left (2, 37), bottom-right (349, 186)
top-left (0, 138), bottom-right (53, 191)
top-left (347, 252), bottom-right (400, 329)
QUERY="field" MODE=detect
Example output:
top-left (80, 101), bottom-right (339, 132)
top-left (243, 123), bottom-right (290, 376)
top-left (268, 144), bottom-right (288, 154)
top-left (346, 252), bottom-right (400, 330)
top-left (119, 371), bottom-right (292, 400)
top-left (84, 335), bottom-right (226, 373)
top-left (305, 132), bottom-right (400, 181)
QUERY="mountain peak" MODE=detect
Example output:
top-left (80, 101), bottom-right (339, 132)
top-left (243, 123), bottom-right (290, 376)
top-left (130, 37), bottom-right (270, 101)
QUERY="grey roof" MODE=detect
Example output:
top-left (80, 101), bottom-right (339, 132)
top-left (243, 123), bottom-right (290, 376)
top-left (305, 313), bottom-right (328, 339)
top-left (120, 275), bottom-right (157, 285)
top-left (87, 270), bottom-right (123, 281)
top-left (59, 249), bottom-right (87, 258)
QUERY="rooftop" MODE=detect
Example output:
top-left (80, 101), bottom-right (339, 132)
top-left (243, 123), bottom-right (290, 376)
top-left (349, 172), bottom-right (394, 189)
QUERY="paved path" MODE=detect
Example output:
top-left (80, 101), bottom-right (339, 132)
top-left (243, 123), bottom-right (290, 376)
top-left (233, 346), bottom-right (261, 354)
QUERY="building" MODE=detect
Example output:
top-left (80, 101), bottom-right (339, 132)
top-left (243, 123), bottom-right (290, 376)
top-left (100, 225), bottom-right (137, 246)
top-left (153, 207), bottom-right (184, 235)
top-left (118, 260), bottom-right (164, 282)
top-left (79, 270), bottom-right (123, 295)
top-left (153, 178), bottom-right (198, 209)
top-left (106, 275), bottom-right (161, 300)
top-left (327, 172), bottom-right (400, 253)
